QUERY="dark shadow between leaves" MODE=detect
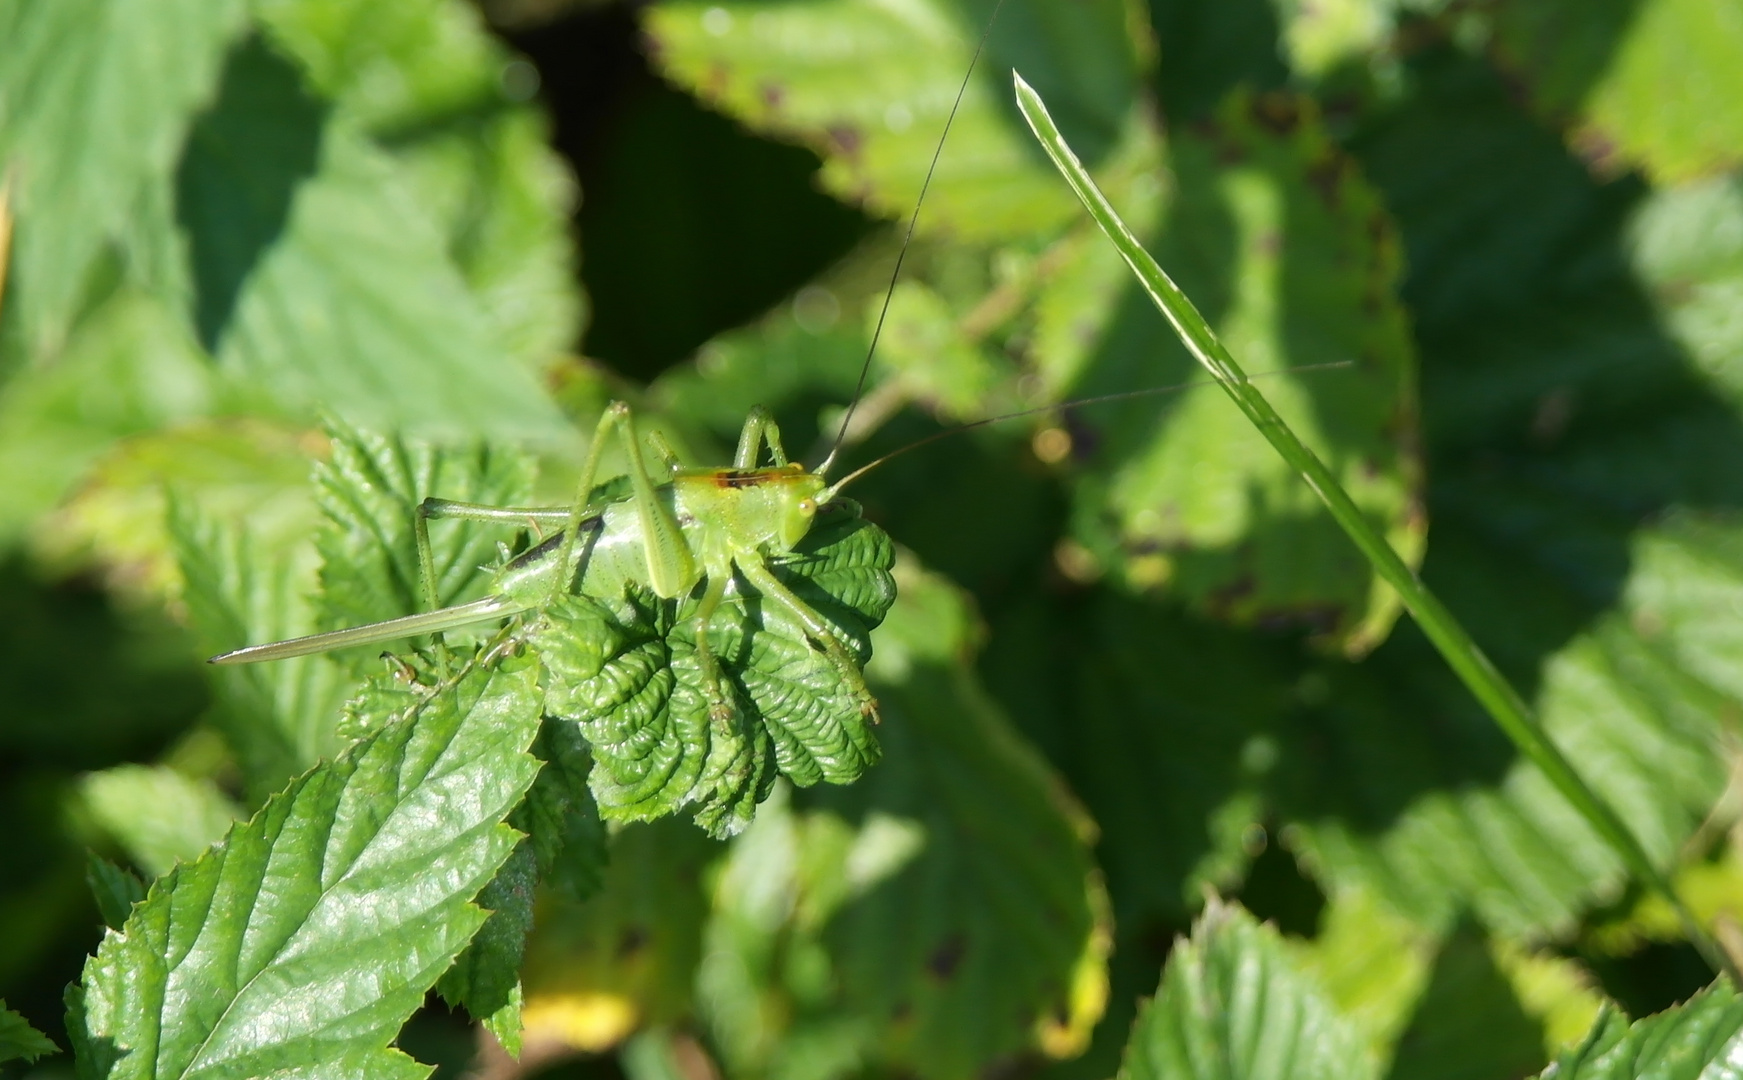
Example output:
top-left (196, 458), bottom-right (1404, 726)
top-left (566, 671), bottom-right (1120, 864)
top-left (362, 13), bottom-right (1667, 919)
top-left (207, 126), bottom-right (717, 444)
top-left (175, 35), bottom-right (327, 354)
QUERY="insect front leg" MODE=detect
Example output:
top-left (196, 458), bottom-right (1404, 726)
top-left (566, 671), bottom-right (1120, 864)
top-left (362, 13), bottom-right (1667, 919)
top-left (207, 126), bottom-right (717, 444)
top-left (735, 549), bottom-right (879, 721)
top-left (554, 402), bottom-right (699, 609)
top-left (733, 405), bottom-right (789, 468)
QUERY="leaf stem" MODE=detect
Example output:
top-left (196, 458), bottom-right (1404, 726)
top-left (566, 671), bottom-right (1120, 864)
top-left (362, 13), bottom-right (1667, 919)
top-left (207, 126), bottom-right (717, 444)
top-left (1011, 72), bottom-right (1735, 983)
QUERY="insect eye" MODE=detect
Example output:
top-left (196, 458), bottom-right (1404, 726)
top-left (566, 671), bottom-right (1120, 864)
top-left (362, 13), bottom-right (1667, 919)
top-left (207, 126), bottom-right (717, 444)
top-left (799, 499), bottom-right (815, 514)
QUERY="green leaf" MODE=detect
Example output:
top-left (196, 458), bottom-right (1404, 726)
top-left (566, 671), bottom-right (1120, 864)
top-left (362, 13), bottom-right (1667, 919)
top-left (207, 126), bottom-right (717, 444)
top-left (1543, 979), bottom-right (1743, 1078)
top-left (523, 717), bottom-right (609, 903)
top-left (0, 288), bottom-right (214, 546)
top-left (33, 419), bottom-right (316, 606)
top-left (314, 419), bottom-right (537, 645)
top-left (180, 36), bottom-right (569, 441)
top-left (1063, 88), bottom-right (1422, 655)
top-left (521, 818), bottom-right (718, 1051)
top-left (1493, 0), bottom-right (1743, 183)
top-left (0, 0), bottom-right (249, 357)
top-left (533, 503), bottom-right (895, 837)
top-left (1120, 900), bottom-right (1375, 1080)
top-left (0, 1000), bottom-right (58, 1065)
top-left (645, 0), bottom-right (1143, 240)
top-left (698, 558), bottom-right (1111, 1079)
top-left (437, 840), bottom-right (535, 1054)
top-left (1262, 45), bottom-right (1743, 940)
top-left (86, 855), bottom-right (148, 932)
top-left (78, 765), bottom-right (241, 878)
top-left (70, 657), bottom-right (543, 1080)
top-left (1383, 925), bottom-right (1548, 1080)
top-left (254, 0), bottom-right (583, 369)
top-left (171, 503), bottom-right (356, 800)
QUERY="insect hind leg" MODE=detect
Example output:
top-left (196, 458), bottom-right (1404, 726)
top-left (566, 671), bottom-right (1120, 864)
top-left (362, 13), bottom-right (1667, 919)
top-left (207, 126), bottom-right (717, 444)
top-left (735, 550), bottom-right (878, 721)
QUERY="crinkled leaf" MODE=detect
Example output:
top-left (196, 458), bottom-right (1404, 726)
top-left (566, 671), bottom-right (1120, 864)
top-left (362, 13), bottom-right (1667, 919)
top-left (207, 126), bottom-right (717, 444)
top-left (1493, 0), bottom-right (1743, 183)
top-left (520, 818), bottom-right (718, 1052)
top-left (171, 502), bottom-right (355, 800)
top-left (646, 0), bottom-right (1142, 240)
top-left (86, 855), bottom-right (148, 932)
top-left (254, 0), bottom-right (582, 369)
top-left (78, 765), bottom-right (241, 878)
top-left (1121, 900), bottom-right (1374, 1080)
top-left (181, 36), bottom-right (568, 441)
top-left (698, 558), bottom-right (1110, 1079)
top-left (0, 0), bottom-right (248, 357)
top-left (0, 1000), bottom-right (57, 1065)
top-left (69, 658), bottom-right (542, 1080)
top-left (532, 503), bottom-right (894, 837)
top-left (315, 420), bottom-right (537, 644)
top-left (1544, 980), bottom-right (1743, 1079)
top-left (1067, 88), bottom-right (1422, 655)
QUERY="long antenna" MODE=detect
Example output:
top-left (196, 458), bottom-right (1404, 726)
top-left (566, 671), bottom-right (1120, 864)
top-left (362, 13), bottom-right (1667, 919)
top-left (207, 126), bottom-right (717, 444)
top-left (818, 0), bottom-right (1009, 477)
top-left (822, 362), bottom-right (1355, 499)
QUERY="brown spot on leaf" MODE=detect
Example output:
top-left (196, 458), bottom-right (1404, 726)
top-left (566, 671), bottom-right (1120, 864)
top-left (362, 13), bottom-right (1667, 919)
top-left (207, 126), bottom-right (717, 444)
top-left (1250, 93), bottom-right (1301, 135)
top-left (827, 123), bottom-right (863, 159)
top-left (927, 933), bottom-right (967, 980)
top-left (617, 925), bottom-right (649, 958)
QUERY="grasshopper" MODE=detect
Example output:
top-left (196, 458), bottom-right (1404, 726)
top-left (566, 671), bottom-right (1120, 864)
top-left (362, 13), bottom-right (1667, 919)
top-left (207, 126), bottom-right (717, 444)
top-left (211, 402), bottom-right (878, 725)
top-left (207, 8), bottom-right (1014, 728)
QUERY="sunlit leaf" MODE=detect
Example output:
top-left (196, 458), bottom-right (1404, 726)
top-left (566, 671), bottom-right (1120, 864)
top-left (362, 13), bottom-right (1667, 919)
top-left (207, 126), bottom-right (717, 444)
top-left (1066, 88), bottom-right (1422, 655)
top-left (1121, 900), bottom-right (1375, 1080)
top-left (1494, 0), bottom-right (1743, 183)
top-left (79, 765), bottom-right (242, 878)
top-left (314, 419), bottom-right (537, 645)
top-left (0, 0), bottom-right (248, 357)
top-left (255, 0), bottom-right (583, 369)
top-left (1542, 979), bottom-right (1743, 1079)
top-left (646, 0), bottom-right (1142, 240)
top-left (181, 36), bottom-right (569, 441)
top-left (69, 657), bottom-right (542, 1080)
top-left (534, 504), bottom-right (895, 836)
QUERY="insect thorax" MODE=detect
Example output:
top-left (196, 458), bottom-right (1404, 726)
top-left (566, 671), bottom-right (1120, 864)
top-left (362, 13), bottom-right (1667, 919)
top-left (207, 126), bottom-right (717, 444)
top-left (674, 465), bottom-right (828, 557)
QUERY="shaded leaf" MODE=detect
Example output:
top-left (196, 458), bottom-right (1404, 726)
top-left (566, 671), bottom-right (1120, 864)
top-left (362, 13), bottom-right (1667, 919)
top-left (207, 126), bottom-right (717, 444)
top-left (69, 657), bottom-right (543, 1080)
top-left (523, 716), bottom-right (609, 903)
top-left (1120, 900), bottom-right (1375, 1080)
top-left (0, 1000), bottom-right (56, 1065)
top-left (85, 855), bottom-right (147, 932)
top-left (521, 818), bottom-right (718, 1053)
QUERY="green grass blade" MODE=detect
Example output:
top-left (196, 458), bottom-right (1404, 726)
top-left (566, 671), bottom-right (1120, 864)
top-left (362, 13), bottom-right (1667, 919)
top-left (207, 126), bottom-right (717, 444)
top-left (1010, 71), bottom-right (1733, 983)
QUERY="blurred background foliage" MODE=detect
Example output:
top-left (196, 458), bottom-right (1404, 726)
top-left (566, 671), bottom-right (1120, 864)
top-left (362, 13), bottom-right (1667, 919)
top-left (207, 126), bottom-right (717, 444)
top-left (5, 0), bottom-right (1743, 1076)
